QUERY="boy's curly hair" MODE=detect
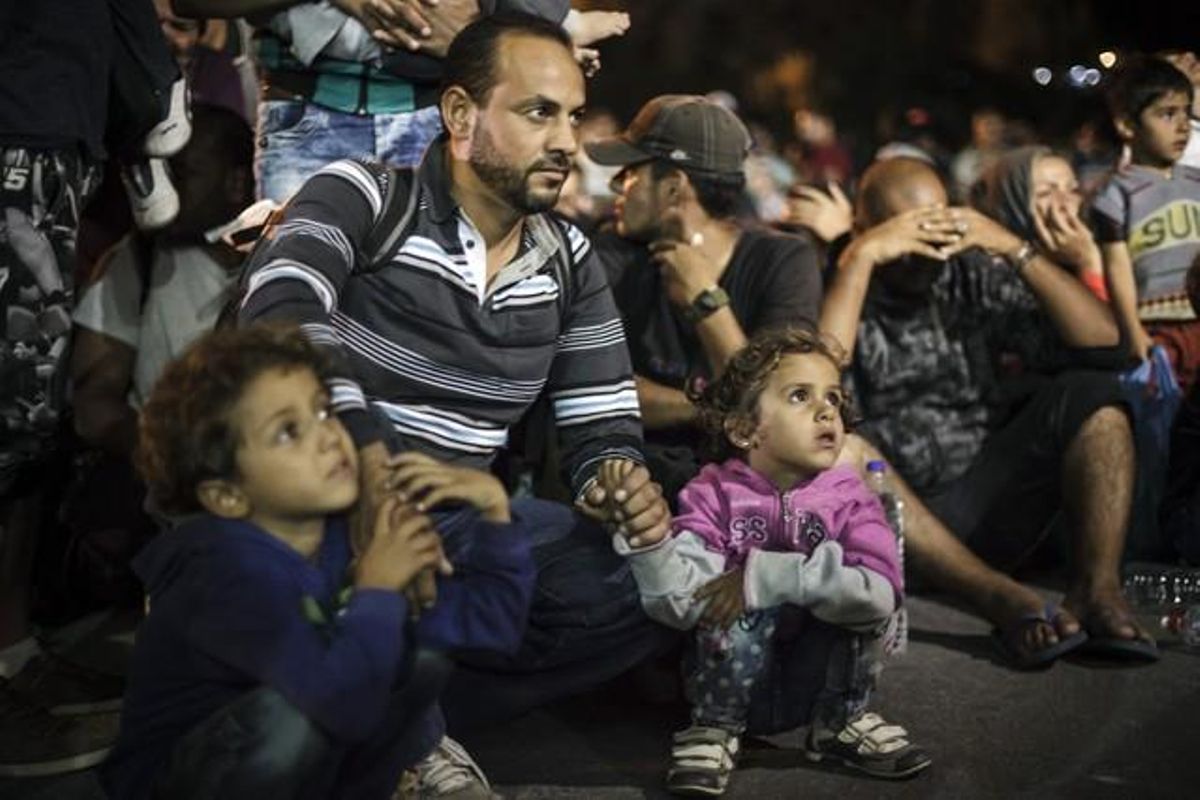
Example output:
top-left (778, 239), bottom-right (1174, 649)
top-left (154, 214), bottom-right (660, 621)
top-left (136, 324), bottom-right (335, 515)
top-left (692, 326), bottom-right (855, 461)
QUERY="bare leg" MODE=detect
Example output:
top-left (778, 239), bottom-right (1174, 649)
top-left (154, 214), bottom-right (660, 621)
top-left (1059, 406), bottom-right (1148, 641)
top-left (839, 435), bottom-right (1078, 652)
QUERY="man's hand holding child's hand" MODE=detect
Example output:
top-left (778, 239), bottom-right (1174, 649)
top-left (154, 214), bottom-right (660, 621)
top-left (577, 458), bottom-right (671, 549)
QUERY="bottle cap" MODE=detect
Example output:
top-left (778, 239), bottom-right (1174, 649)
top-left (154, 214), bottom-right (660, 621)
top-left (866, 460), bottom-right (887, 473)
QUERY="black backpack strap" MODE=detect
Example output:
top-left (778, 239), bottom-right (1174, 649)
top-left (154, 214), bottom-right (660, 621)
top-left (359, 163), bottom-right (420, 272)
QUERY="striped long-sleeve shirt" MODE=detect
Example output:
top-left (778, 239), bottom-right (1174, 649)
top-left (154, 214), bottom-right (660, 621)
top-left (238, 140), bottom-right (644, 495)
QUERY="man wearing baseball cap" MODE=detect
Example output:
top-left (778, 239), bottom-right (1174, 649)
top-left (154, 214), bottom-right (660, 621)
top-left (589, 95), bottom-right (823, 500)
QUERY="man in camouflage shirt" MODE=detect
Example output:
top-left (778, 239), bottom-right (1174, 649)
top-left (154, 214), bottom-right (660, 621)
top-left (821, 157), bottom-right (1158, 666)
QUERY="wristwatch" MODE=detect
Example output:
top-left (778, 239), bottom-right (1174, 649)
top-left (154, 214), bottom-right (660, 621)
top-left (681, 285), bottom-right (730, 324)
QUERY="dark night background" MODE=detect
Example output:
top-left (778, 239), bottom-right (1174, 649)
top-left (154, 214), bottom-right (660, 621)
top-left (578, 0), bottom-right (1200, 167)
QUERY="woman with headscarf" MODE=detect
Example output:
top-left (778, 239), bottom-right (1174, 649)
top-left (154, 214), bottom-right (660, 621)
top-left (972, 146), bottom-right (1108, 300)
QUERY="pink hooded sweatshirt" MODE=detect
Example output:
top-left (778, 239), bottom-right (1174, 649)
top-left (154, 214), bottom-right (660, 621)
top-left (673, 459), bottom-right (903, 601)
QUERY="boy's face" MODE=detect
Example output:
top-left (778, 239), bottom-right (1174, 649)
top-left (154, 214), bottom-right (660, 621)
top-left (1129, 90), bottom-right (1193, 167)
top-left (227, 366), bottom-right (359, 524)
top-left (742, 352), bottom-right (846, 490)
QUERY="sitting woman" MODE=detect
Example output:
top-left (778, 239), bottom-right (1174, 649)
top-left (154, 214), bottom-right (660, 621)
top-left (972, 146), bottom-right (1108, 301)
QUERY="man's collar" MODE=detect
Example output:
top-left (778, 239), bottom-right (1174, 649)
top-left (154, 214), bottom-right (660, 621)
top-left (418, 136), bottom-right (460, 225)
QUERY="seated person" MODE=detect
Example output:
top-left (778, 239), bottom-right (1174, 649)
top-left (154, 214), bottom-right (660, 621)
top-left (589, 95), bottom-right (823, 500)
top-left (72, 103), bottom-right (255, 458)
top-left (972, 146), bottom-right (1108, 301)
top-left (619, 328), bottom-right (929, 797)
top-left (820, 156), bottom-right (1157, 666)
top-left (101, 325), bottom-right (535, 800)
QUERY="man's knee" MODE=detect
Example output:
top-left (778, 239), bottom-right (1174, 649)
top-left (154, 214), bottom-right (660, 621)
top-left (1077, 404), bottom-right (1133, 443)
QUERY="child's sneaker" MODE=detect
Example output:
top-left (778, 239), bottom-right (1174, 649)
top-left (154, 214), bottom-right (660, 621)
top-left (144, 77), bottom-right (192, 158)
top-left (412, 735), bottom-right (494, 798)
top-left (0, 680), bottom-right (119, 777)
top-left (122, 158), bottom-right (179, 231)
top-left (7, 650), bottom-right (124, 716)
top-left (666, 724), bottom-right (739, 796)
top-left (804, 711), bottom-right (931, 778)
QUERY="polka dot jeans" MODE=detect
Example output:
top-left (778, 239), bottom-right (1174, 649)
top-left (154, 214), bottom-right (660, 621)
top-left (684, 608), bottom-right (883, 736)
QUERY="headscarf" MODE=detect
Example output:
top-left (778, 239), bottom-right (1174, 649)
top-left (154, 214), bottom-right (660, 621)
top-left (970, 145), bottom-right (1051, 241)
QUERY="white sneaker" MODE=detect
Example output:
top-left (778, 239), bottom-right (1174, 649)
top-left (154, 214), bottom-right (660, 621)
top-left (143, 78), bottom-right (192, 158)
top-left (412, 736), bottom-right (494, 799)
top-left (122, 158), bottom-right (179, 231)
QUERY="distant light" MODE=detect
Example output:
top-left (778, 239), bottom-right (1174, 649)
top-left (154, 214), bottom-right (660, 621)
top-left (1033, 67), bottom-right (1053, 86)
top-left (1084, 68), bottom-right (1102, 87)
top-left (1099, 50), bottom-right (1118, 69)
top-left (1068, 64), bottom-right (1088, 86)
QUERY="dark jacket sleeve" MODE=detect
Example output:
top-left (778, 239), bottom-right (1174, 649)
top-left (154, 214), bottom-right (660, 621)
top-left (237, 159), bottom-right (387, 448)
top-left (547, 225), bottom-right (646, 496)
top-left (187, 564), bottom-right (409, 743)
top-left (416, 516), bottom-right (536, 655)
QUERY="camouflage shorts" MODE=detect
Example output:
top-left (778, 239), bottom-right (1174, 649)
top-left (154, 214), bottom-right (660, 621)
top-left (1, 147), bottom-right (99, 492)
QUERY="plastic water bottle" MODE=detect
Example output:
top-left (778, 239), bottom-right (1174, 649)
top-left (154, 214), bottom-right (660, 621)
top-left (866, 460), bottom-right (907, 655)
top-left (1161, 605), bottom-right (1200, 648)
top-left (1122, 563), bottom-right (1200, 612)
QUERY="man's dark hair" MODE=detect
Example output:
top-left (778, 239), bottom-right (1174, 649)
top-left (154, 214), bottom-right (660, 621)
top-left (442, 12), bottom-right (574, 104)
top-left (1106, 55), bottom-right (1194, 123)
top-left (136, 325), bottom-right (335, 515)
top-left (650, 159), bottom-right (746, 220)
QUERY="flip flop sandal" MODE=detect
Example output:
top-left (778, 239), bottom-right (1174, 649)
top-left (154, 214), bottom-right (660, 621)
top-left (1075, 610), bottom-right (1161, 662)
top-left (991, 604), bottom-right (1089, 670)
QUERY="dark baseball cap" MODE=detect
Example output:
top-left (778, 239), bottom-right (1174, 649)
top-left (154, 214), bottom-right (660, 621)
top-left (585, 95), bottom-right (752, 177)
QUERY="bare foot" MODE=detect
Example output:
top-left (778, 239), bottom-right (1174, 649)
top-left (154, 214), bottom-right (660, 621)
top-left (1063, 584), bottom-right (1153, 643)
top-left (982, 577), bottom-right (1081, 656)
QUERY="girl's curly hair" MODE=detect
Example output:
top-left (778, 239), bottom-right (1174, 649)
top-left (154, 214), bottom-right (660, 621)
top-left (135, 324), bottom-right (336, 515)
top-left (691, 325), bottom-right (856, 461)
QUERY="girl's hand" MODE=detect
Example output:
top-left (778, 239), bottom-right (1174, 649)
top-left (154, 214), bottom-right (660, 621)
top-left (695, 567), bottom-right (746, 630)
top-left (389, 452), bottom-right (510, 523)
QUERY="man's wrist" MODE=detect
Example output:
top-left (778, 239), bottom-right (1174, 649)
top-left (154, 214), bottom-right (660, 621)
top-left (1008, 240), bottom-right (1036, 276)
top-left (681, 285), bottom-right (730, 324)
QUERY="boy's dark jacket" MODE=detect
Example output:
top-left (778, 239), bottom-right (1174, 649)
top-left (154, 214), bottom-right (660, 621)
top-left (102, 512), bottom-right (534, 799)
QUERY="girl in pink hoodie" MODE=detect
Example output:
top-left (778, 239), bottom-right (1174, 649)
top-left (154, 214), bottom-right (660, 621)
top-left (618, 328), bottom-right (929, 795)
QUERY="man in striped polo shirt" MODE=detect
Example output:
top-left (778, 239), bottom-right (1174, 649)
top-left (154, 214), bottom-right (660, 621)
top-left (237, 13), bottom-right (671, 789)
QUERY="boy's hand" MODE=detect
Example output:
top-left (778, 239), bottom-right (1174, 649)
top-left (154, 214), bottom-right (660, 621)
top-left (695, 567), bottom-right (746, 630)
top-left (786, 182), bottom-right (853, 244)
top-left (389, 452), bottom-right (510, 523)
top-left (577, 459), bottom-right (671, 548)
top-left (356, 496), bottom-right (449, 593)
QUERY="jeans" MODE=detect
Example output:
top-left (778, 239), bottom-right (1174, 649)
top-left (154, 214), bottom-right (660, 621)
top-left (255, 101), bottom-right (443, 202)
top-left (686, 608), bottom-right (882, 736)
top-left (153, 650), bottom-right (450, 800)
top-left (439, 497), bottom-right (677, 732)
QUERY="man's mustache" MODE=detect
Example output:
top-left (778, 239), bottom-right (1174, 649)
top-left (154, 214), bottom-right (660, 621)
top-left (529, 153), bottom-right (571, 173)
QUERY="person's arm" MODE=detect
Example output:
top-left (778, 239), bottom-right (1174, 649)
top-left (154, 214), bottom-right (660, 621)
top-left (819, 207), bottom-right (966, 355)
top-left (743, 544), bottom-right (895, 631)
top-left (635, 375), bottom-right (698, 431)
top-left (616, 531), bottom-right (726, 630)
top-left (188, 561), bottom-right (410, 743)
top-left (1101, 240), bottom-right (1151, 358)
top-left (547, 229), bottom-right (645, 497)
top-left (70, 329), bottom-right (138, 457)
top-left (953, 208), bottom-right (1120, 349)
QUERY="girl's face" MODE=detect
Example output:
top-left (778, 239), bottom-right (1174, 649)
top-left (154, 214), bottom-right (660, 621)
top-left (1031, 155), bottom-right (1082, 220)
top-left (738, 352), bottom-right (846, 491)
